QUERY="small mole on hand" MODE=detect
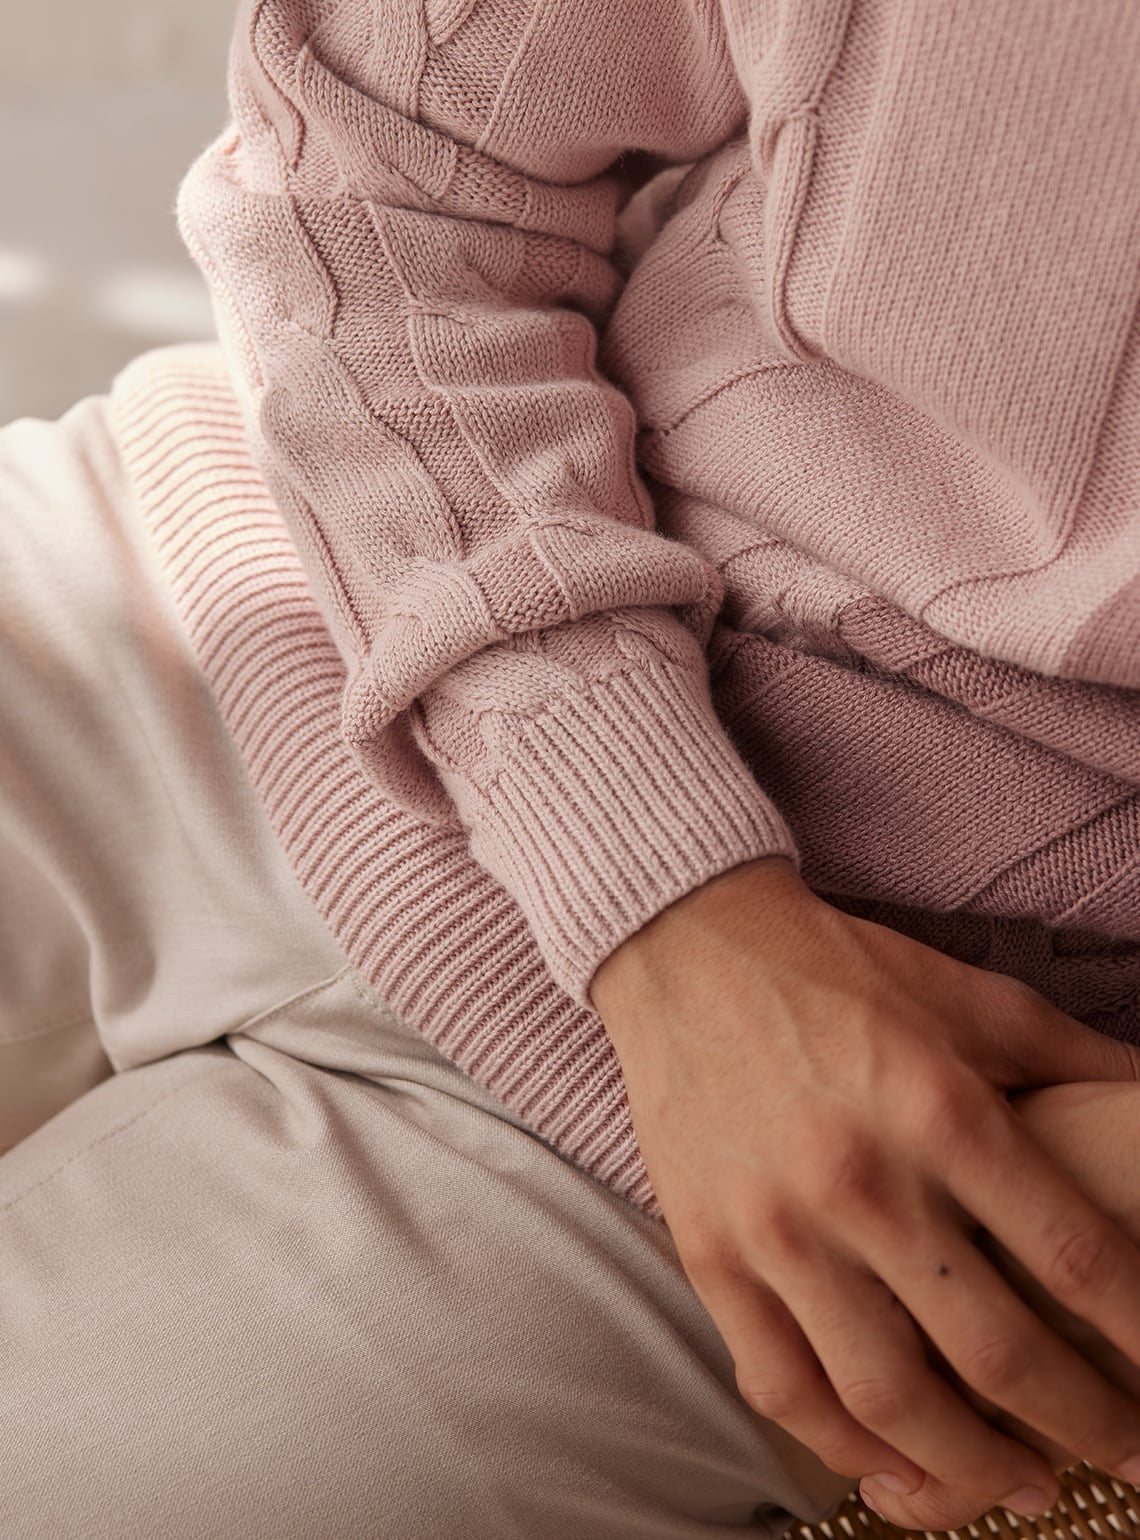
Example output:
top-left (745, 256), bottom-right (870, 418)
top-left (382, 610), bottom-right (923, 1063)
top-left (936, 1263), bottom-right (950, 1277)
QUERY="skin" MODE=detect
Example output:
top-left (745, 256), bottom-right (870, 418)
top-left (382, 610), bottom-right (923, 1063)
top-left (868, 1080), bottom-right (1140, 1529)
top-left (590, 854), bottom-right (1140, 1523)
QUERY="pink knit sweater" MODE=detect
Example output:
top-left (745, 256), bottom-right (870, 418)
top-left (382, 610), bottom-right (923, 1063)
top-left (111, 0), bottom-right (1140, 1215)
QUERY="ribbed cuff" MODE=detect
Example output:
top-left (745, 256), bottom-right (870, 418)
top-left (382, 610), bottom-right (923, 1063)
top-left (109, 342), bottom-right (800, 1216)
top-left (432, 660), bottom-right (802, 1011)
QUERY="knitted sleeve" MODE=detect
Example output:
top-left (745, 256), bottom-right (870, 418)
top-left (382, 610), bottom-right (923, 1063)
top-left (176, 0), bottom-right (801, 1012)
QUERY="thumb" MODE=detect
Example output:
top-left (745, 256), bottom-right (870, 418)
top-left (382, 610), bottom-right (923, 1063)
top-left (979, 971), bottom-right (1140, 1089)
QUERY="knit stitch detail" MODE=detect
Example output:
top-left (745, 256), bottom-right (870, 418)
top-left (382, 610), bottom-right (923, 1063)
top-left (109, 343), bottom-right (800, 1217)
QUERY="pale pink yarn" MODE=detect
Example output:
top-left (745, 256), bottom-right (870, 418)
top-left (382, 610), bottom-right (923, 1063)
top-left (114, 0), bottom-right (1140, 1212)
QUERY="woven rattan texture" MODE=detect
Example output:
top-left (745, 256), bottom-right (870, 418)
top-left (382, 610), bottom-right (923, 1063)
top-left (794, 1465), bottom-right (1140, 1540)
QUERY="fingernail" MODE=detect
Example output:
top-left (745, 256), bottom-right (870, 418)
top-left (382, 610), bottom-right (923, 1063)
top-left (999, 1486), bottom-right (1050, 1518)
top-left (859, 1481), bottom-right (887, 1517)
top-left (869, 1472), bottom-right (918, 1496)
top-left (1116, 1454), bottom-right (1140, 1485)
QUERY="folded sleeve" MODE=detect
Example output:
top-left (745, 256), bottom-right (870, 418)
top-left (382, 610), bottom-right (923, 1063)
top-left (176, 0), bottom-right (801, 1012)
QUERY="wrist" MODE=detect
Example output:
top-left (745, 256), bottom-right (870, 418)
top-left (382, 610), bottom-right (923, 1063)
top-left (588, 855), bottom-right (808, 1020)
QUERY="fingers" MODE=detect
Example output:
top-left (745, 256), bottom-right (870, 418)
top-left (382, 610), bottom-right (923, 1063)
top-left (878, 1222), bottom-right (1140, 1483)
top-left (860, 1464), bottom-right (1070, 1535)
top-left (976, 1231), bottom-right (1140, 1410)
top-left (937, 1099), bottom-right (1140, 1477)
top-left (679, 1256), bottom-right (926, 1490)
top-left (765, 1241), bottom-right (1062, 1513)
top-left (870, 1239), bottom-right (1140, 1489)
top-left (923, 1338), bottom-right (1080, 1471)
top-left (861, 1365), bottom-right (1080, 1535)
top-left (974, 971), bottom-right (1140, 1088)
top-left (860, 1475), bottom-right (992, 1533)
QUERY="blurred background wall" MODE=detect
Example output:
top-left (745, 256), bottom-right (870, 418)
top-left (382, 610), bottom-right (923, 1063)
top-left (1, 0), bottom-right (235, 424)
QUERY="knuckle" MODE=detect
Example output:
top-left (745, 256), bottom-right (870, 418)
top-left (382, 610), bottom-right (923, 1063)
top-left (735, 1368), bottom-right (804, 1424)
top-left (757, 1201), bottom-right (813, 1262)
top-left (810, 1133), bottom-right (881, 1207)
top-left (836, 1373), bottom-right (910, 1428)
top-left (670, 1218), bottom-right (737, 1283)
top-left (991, 971), bottom-right (1043, 1014)
top-left (960, 1332), bottom-right (1029, 1398)
top-left (1044, 1221), bottom-right (1117, 1300)
top-left (908, 1069), bottom-right (973, 1145)
top-left (677, 1237), bottom-right (733, 1286)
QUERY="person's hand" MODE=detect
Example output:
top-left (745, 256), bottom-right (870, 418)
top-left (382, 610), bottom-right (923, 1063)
top-left (868, 1080), bottom-right (1140, 1530)
top-left (588, 857), bottom-right (1140, 1519)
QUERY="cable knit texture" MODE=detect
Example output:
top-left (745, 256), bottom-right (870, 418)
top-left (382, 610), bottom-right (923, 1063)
top-left (107, 0), bottom-right (1140, 1211)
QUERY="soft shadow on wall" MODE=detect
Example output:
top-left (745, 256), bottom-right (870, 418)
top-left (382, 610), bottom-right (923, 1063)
top-left (1, 0), bottom-right (235, 425)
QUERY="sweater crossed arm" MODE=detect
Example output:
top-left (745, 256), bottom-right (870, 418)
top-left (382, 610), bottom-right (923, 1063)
top-left (177, 0), bottom-right (802, 1011)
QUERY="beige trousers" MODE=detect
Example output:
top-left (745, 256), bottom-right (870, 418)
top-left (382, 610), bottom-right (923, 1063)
top-left (0, 392), bottom-right (851, 1538)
